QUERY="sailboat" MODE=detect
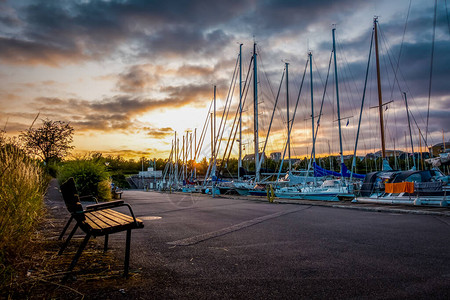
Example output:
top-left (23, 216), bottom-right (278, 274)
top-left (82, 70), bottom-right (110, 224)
top-left (278, 170), bottom-right (316, 186)
top-left (183, 44), bottom-right (249, 196)
top-left (230, 42), bottom-right (259, 196)
top-left (274, 60), bottom-right (317, 187)
top-left (230, 43), bottom-right (287, 196)
top-left (353, 17), bottom-right (449, 207)
top-left (276, 27), bottom-right (364, 201)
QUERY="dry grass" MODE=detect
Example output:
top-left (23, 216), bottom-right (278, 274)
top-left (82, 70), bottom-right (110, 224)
top-left (1, 202), bottom-right (143, 299)
top-left (0, 144), bottom-right (49, 282)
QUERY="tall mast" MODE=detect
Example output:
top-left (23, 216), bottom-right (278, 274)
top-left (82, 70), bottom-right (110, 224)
top-left (238, 43), bottom-right (243, 180)
top-left (253, 43), bottom-right (260, 182)
top-left (212, 87), bottom-right (217, 197)
top-left (286, 62), bottom-right (291, 172)
top-left (419, 128), bottom-right (423, 170)
top-left (213, 85), bottom-right (216, 161)
top-left (374, 17), bottom-right (387, 160)
top-left (210, 112), bottom-right (214, 176)
top-left (185, 133), bottom-right (187, 180)
top-left (189, 131), bottom-right (192, 179)
top-left (174, 131), bottom-right (178, 185)
top-left (182, 135), bottom-right (185, 181)
top-left (194, 128), bottom-right (197, 179)
top-left (404, 92), bottom-right (416, 170)
top-left (351, 26), bottom-right (374, 178)
top-left (309, 51), bottom-right (315, 165)
top-left (332, 27), bottom-right (344, 173)
top-left (404, 132), bottom-right (409, 170)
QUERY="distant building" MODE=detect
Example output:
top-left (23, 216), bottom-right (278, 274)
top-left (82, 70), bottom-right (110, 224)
top-left (139, 167), bottom-right (162, 178)
top-left (130, 167), bottom-right (164, 190)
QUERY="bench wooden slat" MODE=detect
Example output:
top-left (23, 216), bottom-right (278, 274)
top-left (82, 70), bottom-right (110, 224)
top-left (96, 209), bottom-right (127, 221)
top-left (93, 211), bottom-right (133, 228)
top-left (98, 209), bottom-right (138, 223)
top-left (84, 210), bottom-right (118, 230)
top-left (91, 210), bottom-right (125, 226)
top-left (82, 209), bottom-right (143, 234)
top-left (86, 212), bottom-right (126, 230)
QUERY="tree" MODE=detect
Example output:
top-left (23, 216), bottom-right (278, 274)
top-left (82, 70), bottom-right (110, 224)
top-left (20, 119), bottom-right (74, 164)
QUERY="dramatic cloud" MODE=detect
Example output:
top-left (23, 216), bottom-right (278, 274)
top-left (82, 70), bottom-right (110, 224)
top-left (0, 36), bottom-right (89, 66)
top-left (160, 83), bottom-right (218, 107)
top-left (25, 84), bottom-right (215, 133)
top-left (145, 127), bottom-right (174, 139)
top-left (0, 0), bottom-right (448, 159)
top-left (116, 65), bottom-right (156, 93)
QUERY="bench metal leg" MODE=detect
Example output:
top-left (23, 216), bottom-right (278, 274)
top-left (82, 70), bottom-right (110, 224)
top-left (58, 215), bottom-right (73, 240)
top-left (124, 229), bottom-right (131, 278)
top-left (104, 234), bottom-right (109, 252)
top-left (62, 233), bottom-right (91, 283)
top-left (58, 223), bottom-right (79, 255)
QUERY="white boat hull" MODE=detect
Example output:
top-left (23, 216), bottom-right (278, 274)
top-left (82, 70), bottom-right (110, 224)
top-left (353, 195), bottom-right (448, 207)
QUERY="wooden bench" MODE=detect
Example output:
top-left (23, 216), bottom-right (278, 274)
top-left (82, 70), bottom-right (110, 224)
top-left (112, 188), bottom-right (123, 199)
top-left (59, 178), bottom-right (144, 280)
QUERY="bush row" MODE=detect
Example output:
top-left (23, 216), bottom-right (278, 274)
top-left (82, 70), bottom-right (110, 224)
top-left (57, 157), bottom-right (112, 201)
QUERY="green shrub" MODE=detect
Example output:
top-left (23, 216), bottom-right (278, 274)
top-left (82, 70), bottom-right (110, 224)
top-left (0, 143), bottom-right (48, 279)
top-left (111, 173), bottom-right (130, 189)
top-left (57, 157), bottom-right (111, 201)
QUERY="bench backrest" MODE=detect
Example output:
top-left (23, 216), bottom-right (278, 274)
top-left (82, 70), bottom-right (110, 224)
top-left (60, 177), bottom-right (84, 217)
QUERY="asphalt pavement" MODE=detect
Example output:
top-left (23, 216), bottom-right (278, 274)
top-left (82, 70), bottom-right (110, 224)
top-left (99, 190), bottom-right (450, 299)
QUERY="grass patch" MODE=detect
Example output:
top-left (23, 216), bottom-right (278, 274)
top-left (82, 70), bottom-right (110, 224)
top-left (0, 143), bottom-right (49, 284)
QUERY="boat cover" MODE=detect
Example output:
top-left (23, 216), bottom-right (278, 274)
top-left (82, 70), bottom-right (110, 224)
top-left (414, 181), bottom-right (443, 192)
top-left (385, 182), bottom-right (414, 194)
top-left (313, 162), bottom-right (365, 179)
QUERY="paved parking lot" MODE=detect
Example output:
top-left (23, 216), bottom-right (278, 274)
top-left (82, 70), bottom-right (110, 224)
top-left (103, 190), bottom-right (450, 299)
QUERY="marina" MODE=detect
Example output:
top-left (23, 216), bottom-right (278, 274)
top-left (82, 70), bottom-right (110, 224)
top-left (2, 1), bottom-right (450, 298)
top-left (153, 17), bottom-right (450, 208)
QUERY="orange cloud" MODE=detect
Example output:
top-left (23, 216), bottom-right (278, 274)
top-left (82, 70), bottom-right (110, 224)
top-left (145, 127), bottom-right (174, 139)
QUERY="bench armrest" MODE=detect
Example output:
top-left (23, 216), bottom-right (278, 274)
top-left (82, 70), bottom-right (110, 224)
top-left (79, 195), bottom-right (98, 203)
top-left (85, 200), bottom-right (124, 210)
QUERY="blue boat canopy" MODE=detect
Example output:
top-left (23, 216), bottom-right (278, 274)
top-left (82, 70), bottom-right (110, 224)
top-left (313, 162), bottom-right (365, 179)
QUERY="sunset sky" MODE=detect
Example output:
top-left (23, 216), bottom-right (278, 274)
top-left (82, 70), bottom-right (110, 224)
top-left (1, 0), bottom-right (449, 161)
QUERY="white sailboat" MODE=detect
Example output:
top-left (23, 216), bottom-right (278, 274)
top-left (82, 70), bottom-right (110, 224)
top-left (276, 27), bottom-right (359, 201)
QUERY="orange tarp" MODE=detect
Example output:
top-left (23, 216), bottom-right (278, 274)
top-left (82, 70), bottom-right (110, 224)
top-left (385, 182), bottom-right (415, 194)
